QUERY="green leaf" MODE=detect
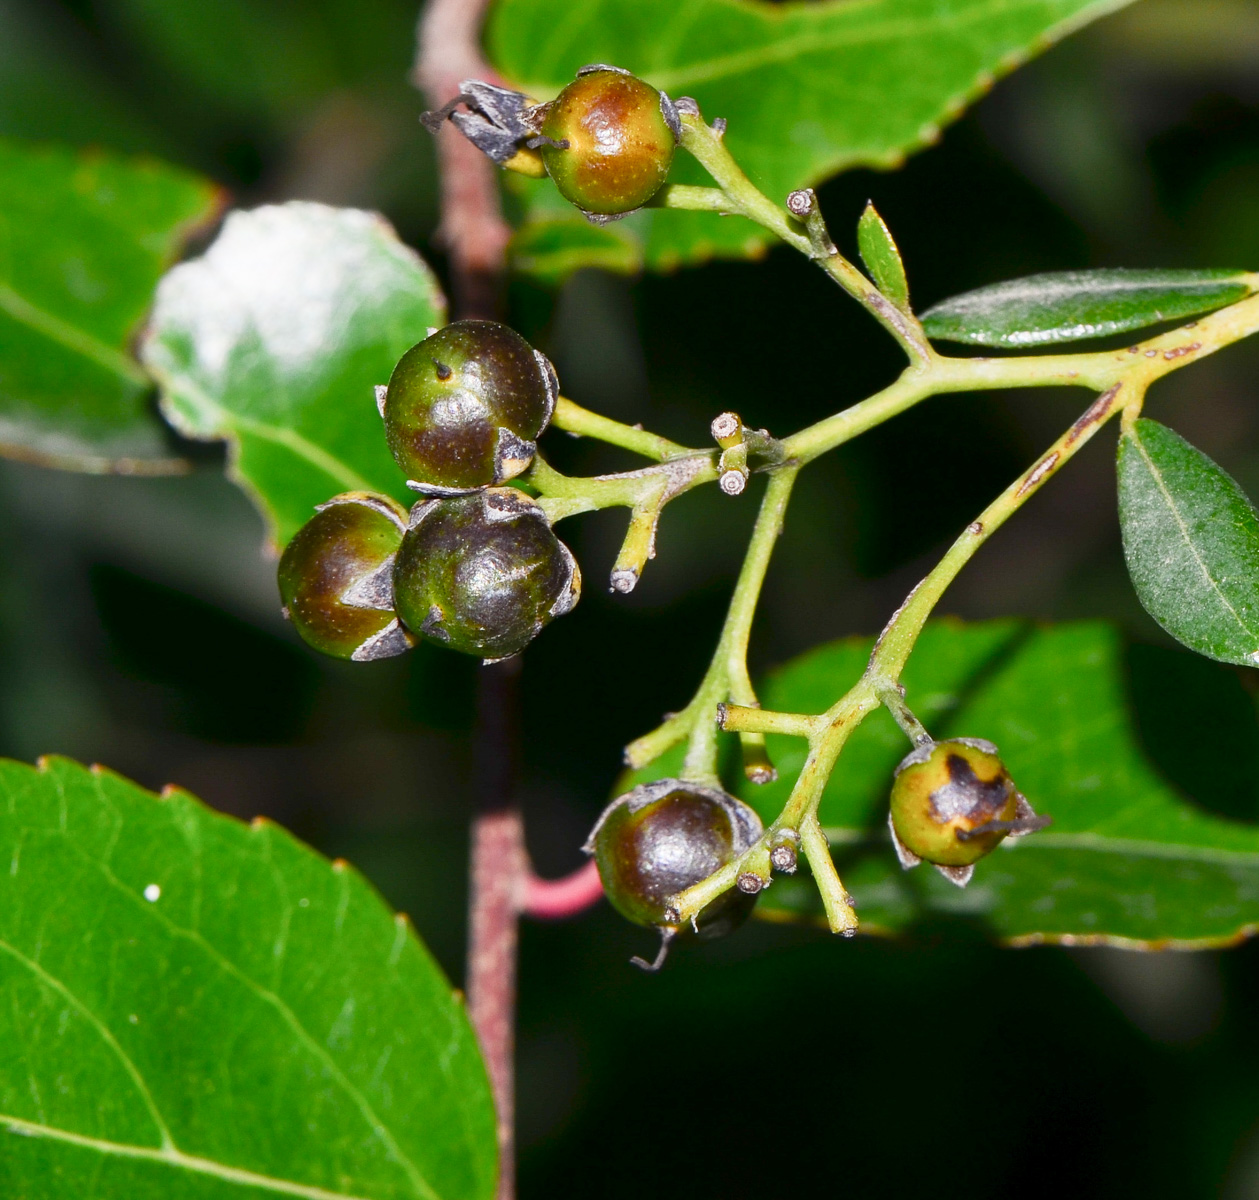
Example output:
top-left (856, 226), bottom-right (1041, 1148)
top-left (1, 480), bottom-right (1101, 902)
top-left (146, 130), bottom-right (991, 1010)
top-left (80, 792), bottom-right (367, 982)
top-left (856, 203), bottom-right (909, 310)
top-left (1117, 418), bottom-right (1259, 667)
top-left (744, 619), bottom-right (1259, 947)
top-left (0, 755), bottom-right (496, 1198)
top-left (508, 219), bottom-right (643, 284)
top-left (921, 268), bottom-right (1255, 347)
top-left (486, 0), bottom-right (1135, 279)
top-left (141, 202), bottom-right (446, 548)
top-left (0, 139), bottom-right (222, 472)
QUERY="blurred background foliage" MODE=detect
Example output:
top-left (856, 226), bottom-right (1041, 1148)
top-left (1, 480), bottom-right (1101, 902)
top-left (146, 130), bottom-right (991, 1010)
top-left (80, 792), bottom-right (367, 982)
top-left (3, 0), bottom-right (1259, 1194)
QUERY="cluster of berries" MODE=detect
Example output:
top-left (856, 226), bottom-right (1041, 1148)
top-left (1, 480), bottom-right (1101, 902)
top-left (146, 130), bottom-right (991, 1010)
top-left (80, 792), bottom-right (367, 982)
top-left (586, 739), bottom-right (1047, 968)
top-left (279, 63), bottom-right (1055, 968)
top-left (278, 320), bottom-right (580, 663)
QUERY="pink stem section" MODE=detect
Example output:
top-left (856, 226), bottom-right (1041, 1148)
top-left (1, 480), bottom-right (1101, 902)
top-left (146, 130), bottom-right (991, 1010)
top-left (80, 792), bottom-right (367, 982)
top-left (522, 861), bottom-right (604, 920)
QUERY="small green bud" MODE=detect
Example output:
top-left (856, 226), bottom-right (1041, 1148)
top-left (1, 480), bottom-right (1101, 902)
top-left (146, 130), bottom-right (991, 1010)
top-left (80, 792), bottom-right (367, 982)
top-left (540, 66), bottom-right (679, 218)
top-left (584, 778), bottom-right (763, 966)
top-left (888, 737), bottom-right (1047, 886)
top-left (392, 488), bottom-right (580, 661)
top-left (278, 492), bottom-right (414, 662)
top-left (381, 320), bottom-right (557, 492)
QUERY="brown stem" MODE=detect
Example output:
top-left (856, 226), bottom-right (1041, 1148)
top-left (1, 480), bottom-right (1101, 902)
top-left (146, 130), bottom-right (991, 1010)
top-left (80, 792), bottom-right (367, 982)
top-left (412, 3), bottom-right (517, 1197)
top-left (413, 0), bottom-right (511, 321)
top-left (467, 658), bottom-right (524, 1200)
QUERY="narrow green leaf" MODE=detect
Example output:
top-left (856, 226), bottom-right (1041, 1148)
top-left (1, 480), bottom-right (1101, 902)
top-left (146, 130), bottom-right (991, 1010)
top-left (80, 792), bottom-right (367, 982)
top-left (487, 0), bottom-right (1135, 279)
top-left (141, 202), bottom-right (446, 548)
top-left (856, 203), bottom-right (909, 309)
top-left (744, 620), bottom-right (1259, 947)
top-left (1118, 418), bottom-right (1259, 666)
top-left (0, 139), bottom-right (222, 472)
top-left (0, 756), bottom-right (497, 1198)
top-left (921, 268), bottom-right (1254, 347)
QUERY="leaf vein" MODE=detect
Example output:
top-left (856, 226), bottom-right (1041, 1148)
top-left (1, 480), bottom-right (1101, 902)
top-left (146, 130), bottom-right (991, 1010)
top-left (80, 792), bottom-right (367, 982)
top-left (1131, 427), bottom-right (1259, 642)
top-left (0, 1114), bottom-right (383, 1200)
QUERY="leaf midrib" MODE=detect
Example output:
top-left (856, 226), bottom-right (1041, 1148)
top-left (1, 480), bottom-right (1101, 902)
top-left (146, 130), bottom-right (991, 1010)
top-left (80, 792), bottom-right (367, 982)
top-left (1128, 426), bottom-right (1259, 644)
top-left (521, 0), bottom-right (1131, 94)
top-left (822, 826), bottom-right (1259, 867)
top-left (0, 281), bottom-right (149, 387)
top-left (149, 363), bottom-right (377, 494)
top-left (0, 1114), bottom-right (382, 1200)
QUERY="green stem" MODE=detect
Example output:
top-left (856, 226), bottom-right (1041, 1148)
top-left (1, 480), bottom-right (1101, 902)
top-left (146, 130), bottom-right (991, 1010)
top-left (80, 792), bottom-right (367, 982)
top-left (528, 450), bottom-right (715, 524)
top-left (551, 396), bottom-right (694, 461)
top-left (865, 381), bottom-right (1128, 685)
top-left (624, 466), bottom-right (800, 779)
top-left (646, 184), bottom-right (731, 213)
top-left (678, 115), bottom-right (930, 362)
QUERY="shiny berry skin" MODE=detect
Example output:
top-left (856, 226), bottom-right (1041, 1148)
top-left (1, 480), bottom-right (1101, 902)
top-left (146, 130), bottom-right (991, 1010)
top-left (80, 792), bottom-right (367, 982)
top-left (889, 738), bottom-right (1025, 868)
top-left (584, 779), bottom-right (763, 939)
top-left (540, 67), bottom-right (678, 216)
top-left (381, 321), bottom-right (558, 492)
top-left (278, 492), bottom-right (414, 662)
top-left (392, 488), bottom-right (580, 660)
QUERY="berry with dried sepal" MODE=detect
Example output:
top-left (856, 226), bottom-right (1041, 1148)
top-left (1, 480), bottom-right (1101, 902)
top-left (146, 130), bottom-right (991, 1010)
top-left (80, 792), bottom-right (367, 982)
top-left (888, 737), bottom-right (1049, 887)
top-left (584, 778), bottom-right (763, 970)
top-left (392, 488), bottom-right (580, 660)
top-left (278, 492), bottom-right (414, 662)
top-left (420, 80), bottom-right (546, 176)
top-left (539, 66), bottom-right (680, 218)
top-left (380, 320), bottom-right (558, 493)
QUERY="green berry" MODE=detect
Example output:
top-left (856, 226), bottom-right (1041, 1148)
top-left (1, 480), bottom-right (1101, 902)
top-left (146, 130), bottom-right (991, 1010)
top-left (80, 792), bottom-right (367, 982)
top-left (889, 738), bottom-right (1044, 881)
top-left (278, 492), bottom-right (414, 662)
top-left (584, 779), bottom-right (763, 941)
top-left (381, 320), bottom-right (558, 492)
top-left (540, 67), bottom-right (679, 217)
top-left (392, 488), bottom-right (580, 660)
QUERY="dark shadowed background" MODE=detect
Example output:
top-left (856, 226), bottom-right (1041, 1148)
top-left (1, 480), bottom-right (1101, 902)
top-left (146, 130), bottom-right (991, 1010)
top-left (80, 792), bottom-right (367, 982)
top-left (3, 0), bottom-right (1259, 1194)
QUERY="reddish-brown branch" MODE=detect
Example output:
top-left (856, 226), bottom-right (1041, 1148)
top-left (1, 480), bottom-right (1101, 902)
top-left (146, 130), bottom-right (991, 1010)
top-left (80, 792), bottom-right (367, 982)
top-left (413, 10), bottom-right (603, 1195)
top-left (413, 0), bottom-right (510, 321)
top-left (413, 2), bottom-right (517, 1195)
top-left (523, 860), bottom-right (604, 919)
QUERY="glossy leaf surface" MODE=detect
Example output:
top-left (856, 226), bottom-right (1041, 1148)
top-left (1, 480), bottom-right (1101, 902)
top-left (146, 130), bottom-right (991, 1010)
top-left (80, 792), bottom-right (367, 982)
top-left (0, 756), bottom-right (496, 1199)
top-left (921, 268), bottom-right (1254, 347)
top-left (488, 0), bottom-right (1135, 278)
top-left (744, 620), bottom-right (1259, 947)
top-left (142, 202), bottom-right (445, 548)
top-left (0, 139), bottom-right (220, 471)
top-left (1118, 418), bottom-right (1259, 666)
top-left (857, 203), bottom-right (909, 310)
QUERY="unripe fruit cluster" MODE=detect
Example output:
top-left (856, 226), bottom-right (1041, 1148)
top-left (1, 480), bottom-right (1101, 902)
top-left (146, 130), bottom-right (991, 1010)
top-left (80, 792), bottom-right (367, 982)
top-left (279, 321), bottom-right (580, 663)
